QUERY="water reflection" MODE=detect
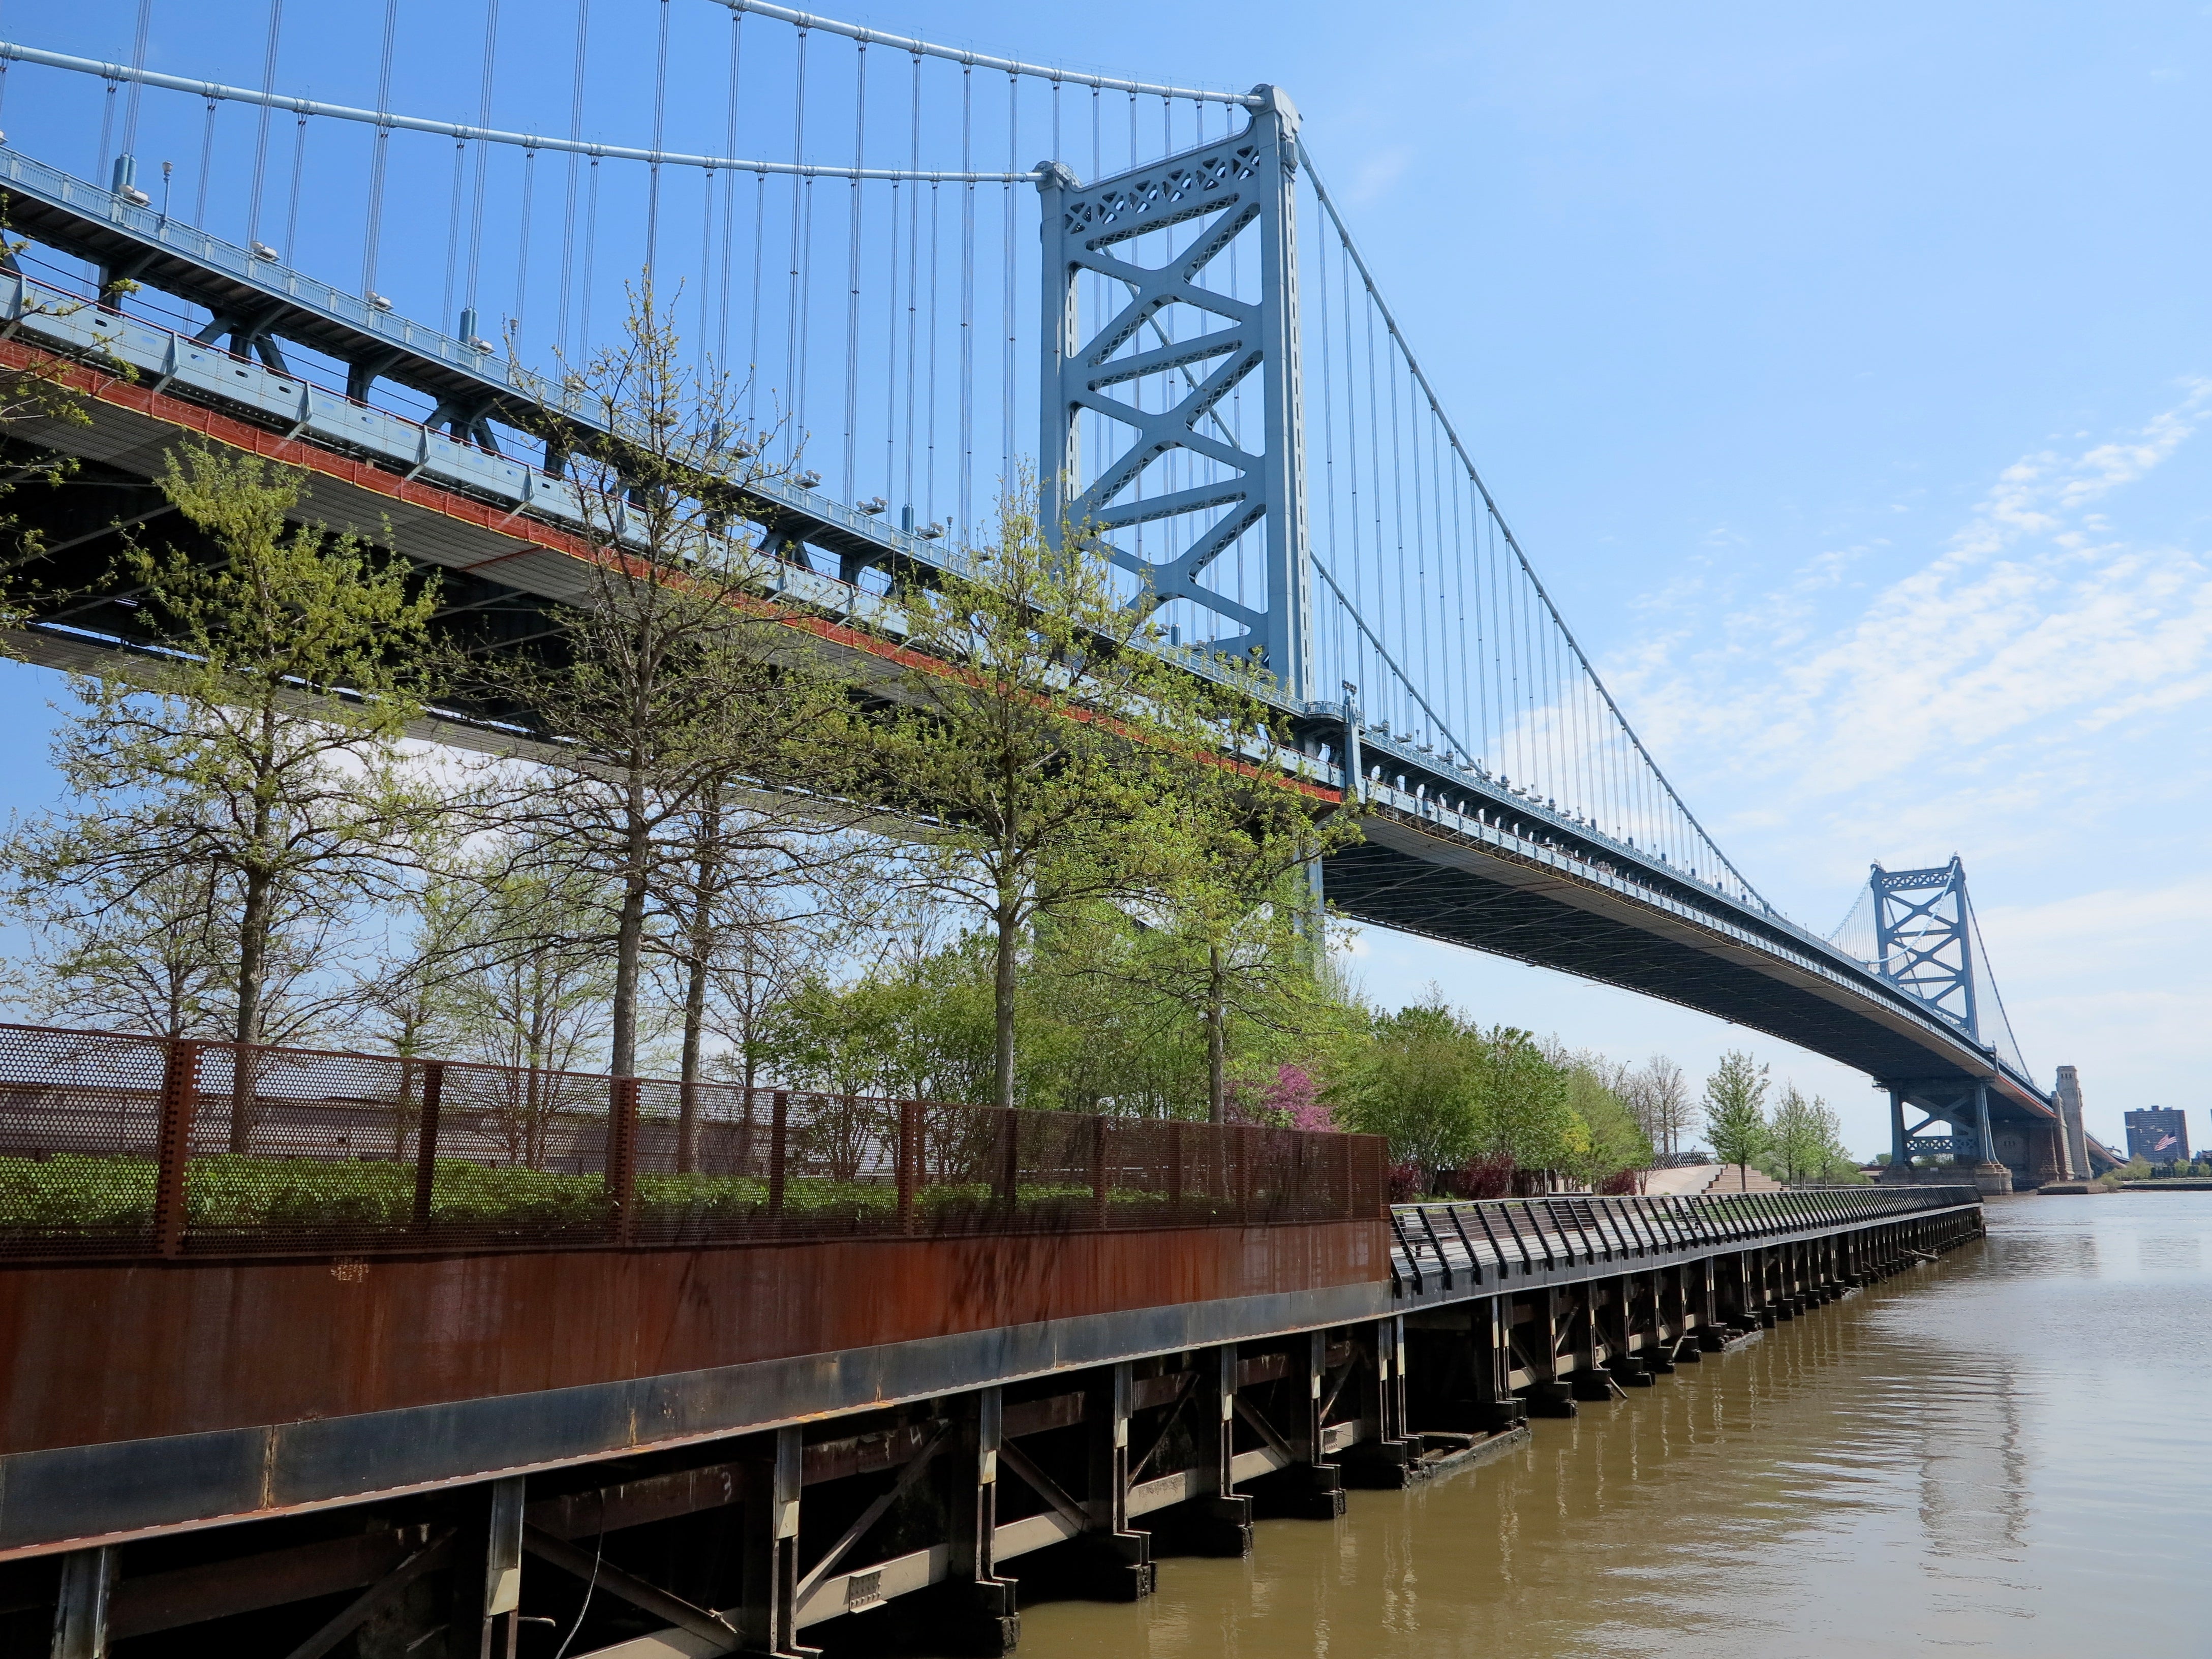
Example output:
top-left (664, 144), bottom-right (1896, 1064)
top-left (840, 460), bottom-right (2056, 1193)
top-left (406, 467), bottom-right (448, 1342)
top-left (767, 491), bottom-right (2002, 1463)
top-left (1014, 1195), bottom-right (2211, 1658)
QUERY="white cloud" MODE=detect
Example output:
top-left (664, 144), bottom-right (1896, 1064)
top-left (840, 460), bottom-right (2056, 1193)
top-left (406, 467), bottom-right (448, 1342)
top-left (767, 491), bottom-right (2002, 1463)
top-left (1617, 381), bottom-right (2212, 824)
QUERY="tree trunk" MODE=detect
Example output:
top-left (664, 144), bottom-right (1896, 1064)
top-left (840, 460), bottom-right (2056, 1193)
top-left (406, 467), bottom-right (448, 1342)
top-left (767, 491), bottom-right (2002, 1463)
top-left (229, 864), bottom-right (273, 1154)
top-left (1206, 943), bottom-right (1227, 1125)
top-left (609, 774), bottom-right (651, 1080)
top-left (993, 897), bottom-right (1019, 1112)
top-left (676, 794), bottom-right (723, 1175)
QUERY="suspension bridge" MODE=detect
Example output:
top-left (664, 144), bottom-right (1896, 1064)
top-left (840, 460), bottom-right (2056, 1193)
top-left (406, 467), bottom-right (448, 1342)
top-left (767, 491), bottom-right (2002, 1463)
top-left (0, 0), bottom-right (2110, 1192)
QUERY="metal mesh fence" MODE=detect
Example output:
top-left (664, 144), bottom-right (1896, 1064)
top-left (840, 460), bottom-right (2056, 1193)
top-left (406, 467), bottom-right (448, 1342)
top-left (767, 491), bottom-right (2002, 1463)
top-left (0, 1024), bottom-right (1388, 1262)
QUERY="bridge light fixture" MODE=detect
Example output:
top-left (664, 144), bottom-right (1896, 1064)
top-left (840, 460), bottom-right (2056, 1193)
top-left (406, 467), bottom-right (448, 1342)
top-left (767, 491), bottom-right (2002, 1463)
top-left (250, 241), bottom-right (280, 263)
top-left (120, 187), bottom-right (150, 207)
top-left (794, 470), bottom-right (823, 489)
top-left (917, 522), bottom-right (945, 540)
top-left (857, 497), bottom-right (888, 515)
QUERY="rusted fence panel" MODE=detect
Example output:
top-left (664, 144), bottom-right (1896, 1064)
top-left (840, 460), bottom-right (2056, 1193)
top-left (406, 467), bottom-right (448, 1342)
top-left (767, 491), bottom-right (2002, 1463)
top-left (0, 1024), bottom-right (1388, 1263)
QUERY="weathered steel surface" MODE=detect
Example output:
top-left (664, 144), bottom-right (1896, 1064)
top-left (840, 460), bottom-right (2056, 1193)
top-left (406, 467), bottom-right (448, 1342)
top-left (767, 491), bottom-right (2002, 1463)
top-left (0, 1265), bottom-right (1399, 1556)
top-left (0, 1221), bottom-right (1387, 1458)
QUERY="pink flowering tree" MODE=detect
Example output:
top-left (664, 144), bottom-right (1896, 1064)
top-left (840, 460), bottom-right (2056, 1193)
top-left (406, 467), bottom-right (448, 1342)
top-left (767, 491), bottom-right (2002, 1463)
top-left (1228, 1063), bottom-right (1337, 1132)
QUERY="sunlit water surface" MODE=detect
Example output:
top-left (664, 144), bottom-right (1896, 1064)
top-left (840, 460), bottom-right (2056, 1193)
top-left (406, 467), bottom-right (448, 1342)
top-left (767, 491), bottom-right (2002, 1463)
top-left (1011, 1196), bottom-right (2210, 1657)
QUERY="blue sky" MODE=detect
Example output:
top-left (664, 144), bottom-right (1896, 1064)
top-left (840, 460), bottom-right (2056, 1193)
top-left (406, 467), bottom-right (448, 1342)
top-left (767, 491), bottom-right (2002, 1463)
top-left (2, 1), bottom-right (2206, 1155)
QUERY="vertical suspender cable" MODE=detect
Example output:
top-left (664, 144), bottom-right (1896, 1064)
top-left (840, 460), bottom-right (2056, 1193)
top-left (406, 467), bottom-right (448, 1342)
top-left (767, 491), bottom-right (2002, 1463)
top-left (1316, 192), bottom-right (1337, 696)
top-left (1336, 224), bottom-right (1354, 686)
top-left (193, 97), bottom-right (216, 226)
top-left (245, 0), bottom-right (284, 248)
top-left (578, 156), bottom-right (600, 356)
top-left (798, 170), bottom-right (816, 469)
top-left (1008, 71), bottom-right (1022, 498)
top-left (1435, 421), bottom-right (1455, 752)
top-left (842, 41), bottom-right (866, 501)
top-left (441, 138), bottom-right (466, 331)
top-left (785, 27), bottom-right (807, 463)
top-left (698, 165), bottom-right (715, 371)
top-left (361, 0), bottom-right (399, 301)
top-left (1388, 350), bottom-right (1407, 734)
top-left (556, 0), bottom-right (590, 364)
top-left (96, 74), bottom-right (117, 189)
top-left (1089, 84), bottom-right (1100, 531)
top-left (926, 170), bottom-right (940, 526)
top-left (1363, 289), bottom-right (1385, 725)
top-left (643, 0), bottom-right (669, 286)
top-left (883, 150), bottom-right (899, 505)
top-left (118, 0), bottom-right (152, 161)
top-left (900, 51), bottom-right (920, 514)
top-left (464, 0), bottom-right (502, 322)
top-left (1003, 71), bottom-right (1017, 496)
top-left (1453, 459), bottom-right (1473, 762)
top-left (281, 105), bottom-right (307, 269)
top-left (1406, 367), bottom-right (1427, 721)
top-left (748, 165), bottom-right (766, 428)
top-left (958, 62), bottom-right (974, 538)
top-left (719, 15), bottom-right (743, 377)
top-left (515, 148), bottom-right (537, 351)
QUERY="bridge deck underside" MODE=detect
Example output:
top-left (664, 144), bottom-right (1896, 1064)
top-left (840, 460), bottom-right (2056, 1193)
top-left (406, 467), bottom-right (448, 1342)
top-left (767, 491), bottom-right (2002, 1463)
top-left (0, 331), bottom-right (2057, 1136)
top-left (1326, 834), bottom-right (2048, 1125)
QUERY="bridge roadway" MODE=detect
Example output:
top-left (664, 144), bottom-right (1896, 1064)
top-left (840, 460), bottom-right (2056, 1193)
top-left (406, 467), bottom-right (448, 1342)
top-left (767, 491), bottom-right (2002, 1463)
top-left (0, 1178), bottom-right (1981, 1655)
top-left (0, 145), bottom-right (2079, 1182)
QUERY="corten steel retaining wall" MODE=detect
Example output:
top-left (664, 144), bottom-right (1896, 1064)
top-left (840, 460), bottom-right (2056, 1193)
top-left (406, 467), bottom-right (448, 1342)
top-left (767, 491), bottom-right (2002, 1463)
top-left (0, 1221), bottom-right (1388, 1465)
top-left (0, 1024), bottom-right (1386, 1261)
top-left (0, 1190), bottom-right (1980, 1658)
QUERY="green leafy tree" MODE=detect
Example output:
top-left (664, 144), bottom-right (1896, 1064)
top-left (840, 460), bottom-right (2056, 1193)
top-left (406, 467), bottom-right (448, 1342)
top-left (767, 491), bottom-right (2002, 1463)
top-left (1144, 769), bottom-right (1362, 1121)
top-left (1704, 1050), bottom-right (1773, 1190)
top-left (1560, 1061), bottom-right (1654, 1187)
top-left (6, 442), bottom-right (441, 1145)
top-left (1770, 1084), bottom-right (1851, 1185)
top-left (868, 478), bottom-right (1254, 1110)
top-left (1332, 997), bottom-right (1486, 1178)
top-left (1479, 1027), bottom-right (1582, 1183)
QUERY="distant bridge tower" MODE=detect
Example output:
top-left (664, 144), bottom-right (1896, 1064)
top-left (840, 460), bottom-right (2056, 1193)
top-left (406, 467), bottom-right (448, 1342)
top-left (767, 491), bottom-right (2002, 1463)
top-left (1867, 857), bottom-right (2011, 1189)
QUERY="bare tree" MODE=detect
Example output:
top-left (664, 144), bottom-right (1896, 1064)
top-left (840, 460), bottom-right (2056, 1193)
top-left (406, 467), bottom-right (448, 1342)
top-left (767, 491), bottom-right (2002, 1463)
top-left (651, 789), bottom-right (866, 1169)
top-left (455, 289), bottom-right (853, 1080)
top-left (1622, 1054), bottom-right (1692, 1158)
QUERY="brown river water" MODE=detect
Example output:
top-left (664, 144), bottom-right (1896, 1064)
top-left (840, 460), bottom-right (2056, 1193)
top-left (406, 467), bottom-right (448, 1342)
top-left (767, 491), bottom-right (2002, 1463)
top-left (1015, 1194), bottom-right (2211, 1658)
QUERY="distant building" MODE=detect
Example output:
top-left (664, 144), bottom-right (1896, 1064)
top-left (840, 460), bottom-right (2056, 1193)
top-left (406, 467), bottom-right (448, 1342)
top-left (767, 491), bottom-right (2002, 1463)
top-left (2124, 1107), bottom-right (2190, 1165)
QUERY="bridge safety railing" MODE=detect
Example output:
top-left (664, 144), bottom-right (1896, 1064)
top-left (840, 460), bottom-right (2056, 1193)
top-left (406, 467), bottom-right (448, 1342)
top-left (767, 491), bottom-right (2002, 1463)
top-left (0, 1023), bottom-right (1388, 1263)
top-left (1387, 1187), bottom-right (1980, 1294)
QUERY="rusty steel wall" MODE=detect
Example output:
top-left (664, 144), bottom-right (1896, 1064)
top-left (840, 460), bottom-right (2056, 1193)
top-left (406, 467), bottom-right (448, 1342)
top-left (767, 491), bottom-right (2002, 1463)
top-left (0, 1219), bottom-right (1389, 1459)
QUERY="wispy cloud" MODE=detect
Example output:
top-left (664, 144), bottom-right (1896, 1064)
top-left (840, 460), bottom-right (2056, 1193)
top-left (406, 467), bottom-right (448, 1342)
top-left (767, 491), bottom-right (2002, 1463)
top-left (1616, 381), bottom-right (2212, 827)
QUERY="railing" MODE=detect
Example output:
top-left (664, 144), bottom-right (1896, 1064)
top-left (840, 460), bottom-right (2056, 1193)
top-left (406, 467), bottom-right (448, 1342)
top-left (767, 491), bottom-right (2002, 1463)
top-left (0, 1024), bottom-right (1387, 1263)
top-left (1387, 1187), bottom-right (1979, 1294)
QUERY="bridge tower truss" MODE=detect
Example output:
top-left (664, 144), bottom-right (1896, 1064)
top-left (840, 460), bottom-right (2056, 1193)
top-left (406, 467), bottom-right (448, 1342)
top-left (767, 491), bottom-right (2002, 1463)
top-left (1036, 86), bottom-right (1313, 700)
top-left (1870, 858), bottom-right (1980, 1041)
